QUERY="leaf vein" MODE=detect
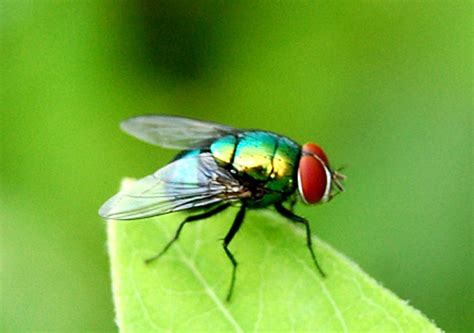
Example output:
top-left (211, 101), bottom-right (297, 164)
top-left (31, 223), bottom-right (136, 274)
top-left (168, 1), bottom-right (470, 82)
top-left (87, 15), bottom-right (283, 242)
top-left (158, 224), bottom-right (244, 333)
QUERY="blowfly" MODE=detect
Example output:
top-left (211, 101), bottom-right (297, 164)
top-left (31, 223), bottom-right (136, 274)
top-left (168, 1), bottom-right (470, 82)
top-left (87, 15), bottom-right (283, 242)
top-left (99, 115), bottom-right (346, 301)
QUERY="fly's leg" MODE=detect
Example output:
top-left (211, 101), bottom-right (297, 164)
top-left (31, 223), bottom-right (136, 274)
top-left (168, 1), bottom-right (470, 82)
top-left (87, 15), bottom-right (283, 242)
top-left (145, 203), bottom-right (231, 264)
top-left (275, 202), bottom-right (326, 277)
top-left (288, 195), bottom-right (297, 213)
top-left (222, 203), bottom-right (246, 302)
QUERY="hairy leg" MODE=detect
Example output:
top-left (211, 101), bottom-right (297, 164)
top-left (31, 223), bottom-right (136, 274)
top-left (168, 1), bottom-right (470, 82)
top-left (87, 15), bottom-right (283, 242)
top-left (275, 202), bottom-right (326, 277)
top-left (145, 203), bottom-right (231, 264)
top-left (222, 203), bottom-right (246, 301)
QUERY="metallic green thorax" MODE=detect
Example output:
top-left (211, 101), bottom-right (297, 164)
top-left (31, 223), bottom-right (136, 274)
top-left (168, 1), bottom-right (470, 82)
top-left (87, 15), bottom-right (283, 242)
top-left (209, 131), bottom-right (301, 207)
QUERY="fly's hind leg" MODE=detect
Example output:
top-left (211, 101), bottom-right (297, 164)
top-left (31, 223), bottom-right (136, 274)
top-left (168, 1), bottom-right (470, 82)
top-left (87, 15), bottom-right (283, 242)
top-left (145, 203), bottom-right (231, 264)
top-left (222, 203), bottom-right (246, 302)
top-left (275, 202), bottom-right (326, 277)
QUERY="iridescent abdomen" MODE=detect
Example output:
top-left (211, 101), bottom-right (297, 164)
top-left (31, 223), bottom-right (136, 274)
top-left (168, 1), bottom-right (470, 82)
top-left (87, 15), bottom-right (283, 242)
top-left (210, 131), bottom-right (300, 207)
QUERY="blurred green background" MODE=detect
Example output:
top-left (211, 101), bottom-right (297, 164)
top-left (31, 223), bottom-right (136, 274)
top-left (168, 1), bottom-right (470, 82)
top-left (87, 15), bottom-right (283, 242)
top-left (1, 1), bottom-right (472, 332)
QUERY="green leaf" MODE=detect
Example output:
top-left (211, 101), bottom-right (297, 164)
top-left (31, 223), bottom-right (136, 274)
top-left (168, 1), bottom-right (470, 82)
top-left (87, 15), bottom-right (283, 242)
top-left (107, 179), bottom-right (441, 332)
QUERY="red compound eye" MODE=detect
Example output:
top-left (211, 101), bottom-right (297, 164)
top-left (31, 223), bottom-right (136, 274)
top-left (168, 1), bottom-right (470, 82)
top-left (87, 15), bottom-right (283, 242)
top-left (298, 143), bottom-right (331, 204)
top-left (302, 142), bottom-right (329, 166)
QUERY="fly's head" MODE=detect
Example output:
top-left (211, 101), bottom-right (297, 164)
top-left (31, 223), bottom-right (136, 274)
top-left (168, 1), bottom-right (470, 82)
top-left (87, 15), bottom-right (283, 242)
top-left (297, 142), bottom-right (346, 204)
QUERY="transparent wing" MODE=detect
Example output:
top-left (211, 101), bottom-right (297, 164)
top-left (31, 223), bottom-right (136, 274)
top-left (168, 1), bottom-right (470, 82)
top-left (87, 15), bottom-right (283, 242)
top-left (98, 153), bottom-right (246, 220)
top-left (120, 115), bottom-right (239, 149)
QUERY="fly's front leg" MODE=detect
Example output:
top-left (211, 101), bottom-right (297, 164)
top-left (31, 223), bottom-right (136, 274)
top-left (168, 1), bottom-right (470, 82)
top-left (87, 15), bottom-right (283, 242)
top-left (288, 195), bottom-right (297, 213)
top-left (275, 202), bottom-right (326, 277)
top-left (145, 203), bottom-right (231, 264)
